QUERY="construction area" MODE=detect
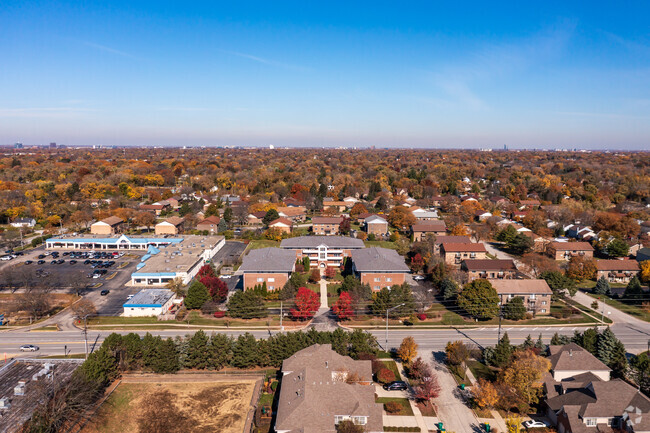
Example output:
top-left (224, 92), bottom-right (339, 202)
top-left (0, 358), bottom-right (83, 433)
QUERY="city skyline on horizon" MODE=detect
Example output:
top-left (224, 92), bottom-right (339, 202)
top-left (2, 1), bottom-right (650, 149)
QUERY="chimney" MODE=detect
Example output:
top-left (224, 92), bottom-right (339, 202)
top-left (569, 349), bottom-right (572, 356)
top-left (325, 361), bottom-right (329, 368)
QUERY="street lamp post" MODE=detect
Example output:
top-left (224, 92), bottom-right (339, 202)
top-left (385, 303), bottom-right (405, 351)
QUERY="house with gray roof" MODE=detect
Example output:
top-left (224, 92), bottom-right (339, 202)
top-left (351, 247), bottom-right (410, 291)
top-left (363, 214), bottom-right (389, 237)
top-left (122, 288), bottom-right (177, 317)
top-left (274, 344), bottom-right (383, 433)
top-left (280, 236), bottom-right (364, 269)
top-left (239, 247), bottom-right (296, 291)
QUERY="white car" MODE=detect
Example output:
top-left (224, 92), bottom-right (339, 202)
top-left (20, 344), bottom-right (40, 352)
top-left (413, 275), bottom-right (425, 281)
top-left (523, 420), bottom-right (549, 429)
top-left (126, 294), bottom-right (134, 300)
top-left (0, 256), bottom-right (12, 261)
top-left (220, 275), bottom-right (232, 279)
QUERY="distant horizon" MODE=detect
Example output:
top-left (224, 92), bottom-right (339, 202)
top-left (2, 2), bottom-right (649, 149)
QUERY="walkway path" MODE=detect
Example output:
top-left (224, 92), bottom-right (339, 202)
top-left (319, 279), bottom-right (328, 309)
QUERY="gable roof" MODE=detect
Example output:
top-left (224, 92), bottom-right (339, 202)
top-left (462, 259), bottom-right (517, 272)
top-left (441, 242), bottom-right (486, 253)
top-left (365, 215), bottom-right (388, 224)
top-left (550, 241), bottom-right (594, 251)
top-left (548, 343), bottom-right (610, 373)
top-left (158, 216), bottom-right (184, 226)
top-left (434, 235), bottom-right (472, 244)
top-left (312, 216), bottom-right (342, 224)
top-left (197, 215), bottom-right (220, 225)
top-left (275, 344), bottom-right (383, 433)
top-left (411, 221), bottom-right (447, 232)
top-left (488, 279), bottom-right (552, 295)
top-left (238, 248), bottom-right (296, 273)
top-left (269, 217), bottom-right (293, 227)
top-left (596, 260), bottom-right (640, 271)
top-left (351, 247), bottom-right (410, 273)
top-left (281, 236), bottom-right (365, 250)
top-left (100, 216), bottom-right (124, 226)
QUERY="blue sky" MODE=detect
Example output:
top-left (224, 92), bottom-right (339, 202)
top-left (1, 1), bottom-right (649, 149)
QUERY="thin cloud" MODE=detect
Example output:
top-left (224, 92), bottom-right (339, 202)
top-left (82, 41), bottom-right (138, 59)
top-left (0, 107), bottom-right (96, 119)
top-left (219, 49), bottom-right (309, 72)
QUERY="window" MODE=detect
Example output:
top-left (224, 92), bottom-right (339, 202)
top-left (267, 278), bottom-right (275, 283)
top-left (257, 277), bottom-right (264, 282)
top-left (374, 278), bottom-right (381, 282)
top-left (374, 286), bottom-right (380, 291)
top-left (529, 294), bottom-right (536, 300)
top-left (540, 309), bottom-right (547, 313)
top-left (585, 418), bottom-right (596, 426)
top-left (352, 416), bottom-right (367, 425)
top-left (386, 278), bottom-right (392, 282)
top-left (269, 286), bottom-right (275, 291)
top-left (541, 301), bottom-right (547, 305)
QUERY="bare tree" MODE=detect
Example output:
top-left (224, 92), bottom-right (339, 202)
top-left (71, 298), bottom-right (97, 319)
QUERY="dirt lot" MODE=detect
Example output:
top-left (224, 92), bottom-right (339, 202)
top-left (0, 293), bottom-right (77, 324)
top-left (84, 375), bottom-right (259, 433)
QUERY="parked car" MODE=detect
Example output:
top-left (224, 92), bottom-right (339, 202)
top-left (20, 344), bottom-right (40, 352)
top-left (37, 260), bottom-right (45, 265)
top-left (24, 260), bottom-right (33, 265)
top-left (0, 255), bottom-right (12, 261)
top-left (126, 294), bottom-right (134, 300)
top-left (523, 420), bottom-right (549, 429)
top-left (413, 275), bottom-right (425, 281)
top-left (69, 260), bottom-right (77, 264)
top-left (383, 381), bottom-right (408, 391)
top-left (100, 289), bottom-right (110, 296)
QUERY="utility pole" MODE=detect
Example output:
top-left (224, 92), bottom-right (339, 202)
top-left (385, 303), bottom-right (405, 351)
top-left (280, 300), bottom-right (283, 332)
top-left (497, 296), bottom-right (503, 343)
top-left (83, 315), bottom-right (89, 359)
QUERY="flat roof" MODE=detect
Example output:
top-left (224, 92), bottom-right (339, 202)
top-left (46, 234), bottom-right (184, 245)
top-left (123, 288), bottom-right (175, 307)
top-left (132, 235), bottom-right (224, 274)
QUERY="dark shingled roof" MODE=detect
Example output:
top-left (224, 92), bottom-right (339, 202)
top-left (548, 343), bottom-right (610, 373)
top-left (462, 259), bottom-right (517, 271)
top-left (441, 242), bottom-right (487, 253)
top-left (238, 248), bottom-right (296, 273)
top-left (351, 247), bottom-right (410, 273)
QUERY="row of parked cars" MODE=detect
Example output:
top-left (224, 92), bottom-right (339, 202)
top-left (0, 250), bottom-right (24, 261)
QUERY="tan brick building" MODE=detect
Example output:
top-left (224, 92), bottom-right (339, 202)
top-left (547, 241), bottom-right (594, 260)
top-left (489, 279), bottom-right (553, 315)
top-left (312, 216), bottom-right (342, 235)
top-left (281, 236), bottom-right (364, 269)
top-left (196, 215), bottom-right (221, 233)
top-left (239, 247), bottom-right (296, 291)
top-left (440, 242), bottom-right (487, 265)
top-left (364, 215), bottom-right (389, 236)
top-left (154, 216), bottom-right (184, 235)
top-left (595, 260), bottom-right (639, 283)
top-left (90, 216), bottom-right (124, 235)
top-left (268, 217), bottom-right (293, 234)
top-left (351, 247), bottom-right (409, 291)
top-left (411, 221), bottom-right (447, 241)
top-left (461, 259), bottom-right (517, 280)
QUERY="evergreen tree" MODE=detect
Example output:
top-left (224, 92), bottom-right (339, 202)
top-left (624, 276), bottom-right (644, 304)
top-left (550, 332), bottom-right (571, 345)
top-left (207, 333), bottom-right (233, 370)
top-left (227, 290), bottom-right (267, 319)
top-left (493, 333), bottom-right (513, 367)
top-left (185, 280), bottom-right (210, 309)
top-left (80, 346), bottom-right (118, 387)
top-left (521, 334), bottom-right (534, 349)
top-left (596, 327), bottom-right (627, 376)
top-left (594, 276), bottom-right (611, 296)
top-left (541, 270), bottom-right (577, 299)
top-left (441, 278), bottom-right (459, 300)
top-left (535, 334), bottom-right (545, 351)
top-left (348, 329), bottom-right (379, 359)
top-left (262, 209), bottom-right (280, 226)
top-left (502, 296), bottom-right (527, 320)
top-left (223, 206), bottom-right (233, 224)
top-left (231, 333), bottom-right (260, 368)
top-left (185, 330), bottom-right (210, 369)
top-left (154, 338), bottom-right (180, 373)
top-left (580, 328), bottom-right (599, 354)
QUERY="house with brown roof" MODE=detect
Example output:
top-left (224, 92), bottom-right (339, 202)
top-left (274, 344), bottom-right (383, 433)
top-left (440, 242), bottom-right (487, 265)
top-left (139, 203), bottom-right (169, 215)
top-left (323, 199), bottom-right (348, 212)
top-left (312, 216), bottom-right (342, 236)
top-left (363, 215), bottom-right (389, 237)
top-left (277, 206), bottom-right (307, 222)
top-left (519, 199), bottom-right (541, 209)
top-left (90, 216), bottom-right (124, 235)
top-left (461, 259), bottom-right (517, 280)
top-left (489, 279), bottom-right (553, 315)
top-left (239, 247), bottom-right (296, 291)
top-left (154, 216), bottom-right (184, 235)
top-left (196, 215), bottom-right (221, 233)
top-left (268, 217), bottom-right (293, 234)
top-left (247, 211), bottom-right (267, 225)
top-left (547, 242), bottom-right (594, 260)
top-left (595, 260), bottom-right (640, 283)
top-left (411, 221), bottom-right (447, 241)
top-left (351, 247), bottom-right (410, 291)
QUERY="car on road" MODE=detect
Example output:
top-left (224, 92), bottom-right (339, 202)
top-left (100, 289), bottom-right (110, 296)
top-left (220, 275), bottom-right (232, 278)
top-left (0, 255), bottom-right (12, 261)
top-left (523, 420), bottom-right (549, 429)
top-left (20, 344), bottom-right (40, 352)
top-left (50, 260), bottom-right (58, 264)
top-left (383, 381), bottom-right (408, 391)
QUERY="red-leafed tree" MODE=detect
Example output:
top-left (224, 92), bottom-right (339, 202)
top-left (199, 275), bottom-right (228, 303)
top-left (290, 287), bottom-right (320, 320)
top-left (413, 375), bottom-right (441, 402)
top-left (332, 291), bottom-right (354, 320)
top-left (410, 253), bottom-right (425, 273)
top-left (324, 266), bottom-right (336, 279)
top-left (197, 264), bottom-right (215, 278)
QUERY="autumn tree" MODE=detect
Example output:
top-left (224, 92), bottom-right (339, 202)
top-left (566, 255), bottom-right (597, 281)
top-left (397, 336), bottom-right (418, 365)
top-left (349, 203), bottom-right (367, 220)
top-left (457, 279), bottom-right (499, 320)
top-left (445, 341), bottom-right (470, 369)
top-left (641, 260), bottom-right (650, 284)
top-left (410, 253), bottom-right (425, 273)
top-left (387, 206), bottom-right (415, 231)
top-left (290, 287), bottom-right (320, 320)
top-left (412, 374), bottom-right (441, 402)
top-left (540, 270), bottom-right (577, 298)
top-left (473, 378), bottom-right (499, 409)
top-left (71, 298), bottom-right (97, 319)
top-left (500, 349), bottom-right (551, 405)
top-left (332, 292), bottom-right (354, 320)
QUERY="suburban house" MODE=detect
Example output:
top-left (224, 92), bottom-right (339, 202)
top-left (351, 247), bottom-right (410, 291)
top-left (547, 242), bottom-right (595, 260)
top-left (440, 242), bottom-right (487, 265)
top-left (312, 216), bottom-right (342, 235)
top-left (268, 217), bottom-right (293, 234)
top-left (566, 225), bottom-right (596, 241)
top-left (637, 247), bottom-right (650, 263)
top-left (247, 211), bottom-right (267, 225)
top-left (595, 260), bottom-right (640, 283)
top-left (277, 206), bottom-right (307, 222)
top-left (489, 279), bottom-right (552, 315)
top-left (274, 344), bottom-right (383, 433)
top-left (461, 259), bottom-right (518, 280)
top-left (475, 210), bottom-right (492, 221)
top-left (238, 247), bottom-right (296, 291)
top-left (196, 215), bottom-right (221, 233)
top-left (363, 215), bottom-right (389, 237)
top-left (154, 216), bottom-right (184, 235)
top-left (322, 199), bottom-right (348, 212)
top-left (411, 221), bottom-right (447, 241)
top-left (90, 216), bottom-right (125, 235)
top-left (122, 288), bottom-right (177, 317)
top-left (540, 343), bottom-right (650, 432)
top-left (280, 236), bottom-right (364, 269)
top-left (519, 199), bottom-right (541, 209)
top-left (139, 203), bottom-right (170, 215)
top-left (411, 208), bottom-right (439, 221)
top-left (10, 217), bottom-right (36, 228)
top-left (432, 235), bottom-right (471, 253)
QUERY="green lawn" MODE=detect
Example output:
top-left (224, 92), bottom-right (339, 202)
top-left (87, 312), bottom-right (287, 328)
top-left (587, 292), bottom-right (650, 322)
top-left (247, 240), bottom-right (280, 250)
top-left (467, 360), bottom-right (496, 382)
top-left (376, 397), bottom-right (414, 416)
top-left (449, 364), bottom-right (472, 386)
top-left (364, 241), bottom-right (398, 250)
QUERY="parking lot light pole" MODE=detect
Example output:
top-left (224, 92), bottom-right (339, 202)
top-left (386, 303), bottom-right (405, 351)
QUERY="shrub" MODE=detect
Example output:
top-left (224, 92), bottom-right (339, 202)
top-left (377, 367), bottom-right (395, 384)
top-left (417, 313), bottom-right (427, 321)
top-left (384, 401), bottom-right (402, 414)
top-left (213, 311), bottom-right (225, 318)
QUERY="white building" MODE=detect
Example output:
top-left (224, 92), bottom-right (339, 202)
top-left (122, 289), bottom-right (177, 317)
